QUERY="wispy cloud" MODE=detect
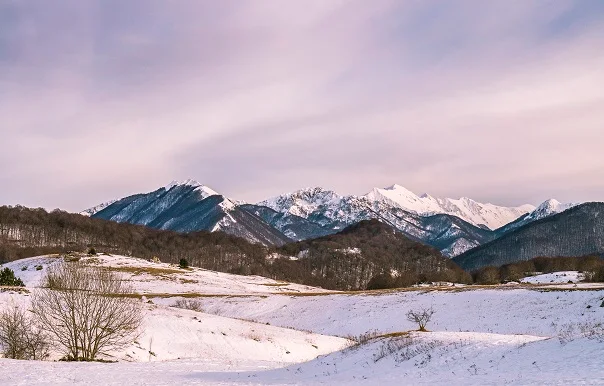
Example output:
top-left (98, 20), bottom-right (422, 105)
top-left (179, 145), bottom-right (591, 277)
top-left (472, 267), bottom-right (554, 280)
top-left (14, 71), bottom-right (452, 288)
top-left (1, 0), bottom-right (603, 210)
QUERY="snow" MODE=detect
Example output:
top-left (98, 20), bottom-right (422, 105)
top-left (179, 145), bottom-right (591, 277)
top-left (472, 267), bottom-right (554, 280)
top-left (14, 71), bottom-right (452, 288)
top-left (79, 199), bottom-right (118, 216)
top-left (521, 271), bottom-right (585, 284)
top-left (1, 254), bottom-right (603, 385)
top-left (365, 184), bottom-right (534, 229)
top-left (3, 255), bottom-right (326, 295)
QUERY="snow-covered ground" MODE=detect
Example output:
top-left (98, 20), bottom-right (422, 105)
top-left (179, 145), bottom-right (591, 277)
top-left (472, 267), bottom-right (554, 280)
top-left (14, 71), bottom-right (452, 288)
top-left (1, 254), bottom-right (603, 385)
top-left (5, 254), bottom-right (327, 295)
top-left (521, 271), bottom-right (585, 284)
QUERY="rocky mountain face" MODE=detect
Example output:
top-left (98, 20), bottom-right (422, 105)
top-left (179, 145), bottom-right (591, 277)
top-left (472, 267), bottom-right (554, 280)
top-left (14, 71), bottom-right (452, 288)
top-left (453, 203), bottom-right (604, 271)
top-left (90, 180), bottom-right (291, 246)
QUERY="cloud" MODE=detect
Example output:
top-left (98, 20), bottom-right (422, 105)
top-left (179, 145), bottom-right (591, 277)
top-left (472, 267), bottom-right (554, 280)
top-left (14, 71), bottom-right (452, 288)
top-left (1, 1), bottom-right (603, 211)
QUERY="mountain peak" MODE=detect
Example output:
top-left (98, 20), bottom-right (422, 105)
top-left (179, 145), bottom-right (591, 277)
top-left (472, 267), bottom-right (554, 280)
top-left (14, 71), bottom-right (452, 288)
top-left (164, 179), bottom-right (218, 198)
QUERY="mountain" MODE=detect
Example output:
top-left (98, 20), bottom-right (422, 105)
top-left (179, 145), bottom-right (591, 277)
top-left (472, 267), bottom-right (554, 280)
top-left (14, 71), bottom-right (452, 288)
top-left (365, 184), bottom-right (534, 230)
top-left (89, 180), bottom-right (291, 246)
top-left (494, 199), bottom-right (578, 235)
top-left (274, 219), bottom-right (470, 290)
top-left (84, 182), bottom-right (572, 258)
top-left (453, 202), bottom-right (604, 271)
top-left (259, 187), bottom-right (496, 256)
top-left (80, 199), bottom-right (117, 217)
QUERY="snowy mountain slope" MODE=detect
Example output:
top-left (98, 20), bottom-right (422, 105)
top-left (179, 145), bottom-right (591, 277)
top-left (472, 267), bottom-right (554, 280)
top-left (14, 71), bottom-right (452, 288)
top-left (365, 184), bottom-right (534, 229)
top-left (495, 198), bottom-right (578, 235)
top-left (90, 181), bottom-right (291, 246)
top-left (259, 187), bottom-right (496, 256)
top-left (80, 199), bottom-right (117, 217)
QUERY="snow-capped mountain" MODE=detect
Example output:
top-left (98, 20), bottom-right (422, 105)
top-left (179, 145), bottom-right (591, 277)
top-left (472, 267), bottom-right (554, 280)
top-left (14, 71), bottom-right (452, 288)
top-left (88, 180), bottom-right (291, 246)
top-left (495, 199), bottom-right (578, 235)
top-left (84, 181), bottom-right (578, 258)
top-left (258, 187), bottom-right (496, 256)
top-left (365, 184), bottom-right (535, 230)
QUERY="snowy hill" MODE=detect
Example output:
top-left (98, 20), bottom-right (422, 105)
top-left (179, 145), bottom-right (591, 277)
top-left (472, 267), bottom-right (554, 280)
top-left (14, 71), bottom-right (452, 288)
top-left (365, 184), bottom-right (534, 230)
top-left (1, 253), bottom-right (603, 384)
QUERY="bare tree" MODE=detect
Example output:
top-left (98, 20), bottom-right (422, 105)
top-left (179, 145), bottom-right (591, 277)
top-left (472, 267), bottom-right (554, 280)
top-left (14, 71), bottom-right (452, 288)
top-left (30, 262), bottom-right (143, 361)
top-left (0, 303), bottom-right (49, 360)
top-left (406, 307), bottom-right (435, 332)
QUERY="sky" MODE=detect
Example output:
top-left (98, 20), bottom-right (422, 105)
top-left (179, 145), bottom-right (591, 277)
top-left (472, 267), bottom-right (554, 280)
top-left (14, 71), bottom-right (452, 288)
top-left (1, 0), bottom-right (604, 212)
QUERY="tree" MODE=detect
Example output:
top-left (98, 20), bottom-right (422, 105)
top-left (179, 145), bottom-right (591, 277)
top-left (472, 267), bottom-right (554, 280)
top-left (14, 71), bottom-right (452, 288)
top-left (0, 304), bottom-right (49, 360)
top-left (0, 267), bottom-right (25, 287)
top-left (406, 307), bottom-right (435, 332)
top-left (30, 262), bottom-right (143, 361)
top-left (179, 258), bottom-right (189, 269)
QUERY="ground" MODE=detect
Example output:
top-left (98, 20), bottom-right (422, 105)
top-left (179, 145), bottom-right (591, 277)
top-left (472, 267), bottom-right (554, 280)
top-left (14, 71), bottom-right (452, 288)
top-left (0, 254), bottom-right (603, 385)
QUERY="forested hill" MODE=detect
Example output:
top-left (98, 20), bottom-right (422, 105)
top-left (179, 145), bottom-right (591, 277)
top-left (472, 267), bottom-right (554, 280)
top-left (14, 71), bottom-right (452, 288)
top-left (0, 205), bottom-right (267, 273)
top-left (454, 202), bottom-right (604, 271)
top-left (275, 219), bottom-right (470, 290)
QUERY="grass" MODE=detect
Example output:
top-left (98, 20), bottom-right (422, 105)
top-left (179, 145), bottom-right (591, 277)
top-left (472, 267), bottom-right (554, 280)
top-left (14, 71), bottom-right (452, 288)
top-left (107, 266), bottom-right (186, 276)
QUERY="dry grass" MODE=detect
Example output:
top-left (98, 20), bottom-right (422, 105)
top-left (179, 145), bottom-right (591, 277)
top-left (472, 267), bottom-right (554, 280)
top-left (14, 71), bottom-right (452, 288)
top-left (108, 266), bottom-right (185, 276)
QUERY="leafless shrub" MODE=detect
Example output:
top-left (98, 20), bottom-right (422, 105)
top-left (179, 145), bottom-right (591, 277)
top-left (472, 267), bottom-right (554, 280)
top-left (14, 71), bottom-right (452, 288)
top-left (30, 262), bottom-right (143, 361)
top-left (172, 298), bottom-right (204, 312)
top-left (345, 330), bottom-right (381, 344)
top-left (406, 307), bottom-right (435, 332)
top-left (556, 321), bottom-right (604, 344)
top-left (0, 304), bottom-right (49, 360)
top-left (373, 336), bottom-right (415, 362)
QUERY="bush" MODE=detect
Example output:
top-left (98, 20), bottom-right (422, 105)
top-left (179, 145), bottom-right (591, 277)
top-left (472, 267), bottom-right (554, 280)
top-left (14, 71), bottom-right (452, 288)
top-left (179, 258), bottom-right (189, 269)
top-left (0, 304), bottom-right (49, 360)
top-left (35, 265), bottom-right (43, 271)
top-left (173, 298), bottom-right (203, 312)
top-left (0, 268), bottom-right (25, 287)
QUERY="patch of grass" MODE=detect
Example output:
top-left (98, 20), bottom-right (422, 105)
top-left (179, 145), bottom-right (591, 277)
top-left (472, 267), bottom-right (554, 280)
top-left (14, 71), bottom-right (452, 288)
top-left (108, 266), bottom-right (186, 276)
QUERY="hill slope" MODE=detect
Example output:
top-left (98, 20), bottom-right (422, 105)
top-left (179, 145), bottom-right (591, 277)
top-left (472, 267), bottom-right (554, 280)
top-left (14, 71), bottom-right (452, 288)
top-left (274, 219), bottom-right (470, 290)
top-left (454, 202), bottom-right (604, 271)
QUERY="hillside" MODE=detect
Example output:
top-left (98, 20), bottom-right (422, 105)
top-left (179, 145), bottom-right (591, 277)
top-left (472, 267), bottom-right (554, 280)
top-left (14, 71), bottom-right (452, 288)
top-left (454, 202), bottom-right (604, 271)
top-left (274, 219), bottom-right (470, 290)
